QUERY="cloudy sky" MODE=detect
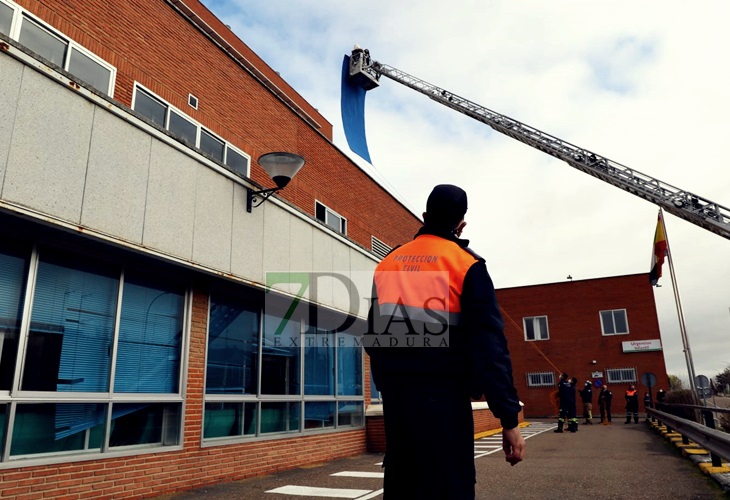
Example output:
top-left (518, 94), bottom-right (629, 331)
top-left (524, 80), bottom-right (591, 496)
top-left (201, 1), bottom-right (730, 384)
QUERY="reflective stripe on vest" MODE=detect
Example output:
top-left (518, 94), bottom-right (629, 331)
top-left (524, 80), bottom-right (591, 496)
top-left (374, 234), bottom-right (478, 325)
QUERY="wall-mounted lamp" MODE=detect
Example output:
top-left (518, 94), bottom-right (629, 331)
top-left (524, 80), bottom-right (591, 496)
top-left (246, 152), bottom-right (305, 212)
top-left (592, 360), bottom-right (597, 364)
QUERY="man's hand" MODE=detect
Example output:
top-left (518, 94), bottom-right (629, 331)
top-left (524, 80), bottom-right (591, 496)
top-left (502, 427), bottom-right (525, 466)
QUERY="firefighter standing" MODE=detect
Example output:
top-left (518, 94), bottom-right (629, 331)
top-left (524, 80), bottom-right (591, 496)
top-left (579, 380), bottom-right (594, 425)
top-left (555, 374), bottom-right (578, 433)
top-left (625, 384), bottom-right (639, 423)
top-left (366, 184), bottom-right (525, 499)
top-left (598, 385), bottom-right (613, 424)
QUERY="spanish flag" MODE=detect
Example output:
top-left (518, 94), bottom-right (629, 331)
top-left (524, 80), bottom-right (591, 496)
top-left (649, 212), bottom-right (668, 286)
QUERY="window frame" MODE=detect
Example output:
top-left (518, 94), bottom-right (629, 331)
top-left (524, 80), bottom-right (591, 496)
top-left (315, 201), bottom-right (347, 236)
top-left (0, 0), bottom-right (116, 96)
top-left (131, 84), bottom-right (251, 178)
top-left (0, 242), bottom-right (190, 464)
top-left (523, 315), bottom-right (549, 341)
top-left (202, 288), bottom-right (365, 444)
top-left (600, 308), bottom-right (629, 336)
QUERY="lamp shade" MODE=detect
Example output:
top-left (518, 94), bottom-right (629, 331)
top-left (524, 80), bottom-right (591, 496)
top-left (258, 152), bottom-right (305, 189)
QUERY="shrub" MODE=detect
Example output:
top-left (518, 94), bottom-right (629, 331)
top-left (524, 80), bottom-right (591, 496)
top-left (716, 413), bottom-right (730, 434)
top-left (663, 389), bottom-right (699, 422)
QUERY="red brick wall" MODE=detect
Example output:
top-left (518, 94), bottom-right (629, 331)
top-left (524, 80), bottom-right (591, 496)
top-left (496, 274), bottom-right (669, 417)
top-left (13, 0), bottom-right (421, 252)
top-left (0, 431), bottom-right (367, 499)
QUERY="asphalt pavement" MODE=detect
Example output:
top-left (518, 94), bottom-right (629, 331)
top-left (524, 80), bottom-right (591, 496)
top-left (153, 419), bottom-right (728, 499)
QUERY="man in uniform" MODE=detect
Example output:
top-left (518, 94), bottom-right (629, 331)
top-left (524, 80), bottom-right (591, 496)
top-left (580, 380), bottom-right (594, 425)
top-left (598, 385), bottom-right (613, 424)
top-left (555, 373), bottom-right (570, 433)
top-left (625, 384), bottom-right (639, 423)
top-left (366, 184), bottom-right (525, 499)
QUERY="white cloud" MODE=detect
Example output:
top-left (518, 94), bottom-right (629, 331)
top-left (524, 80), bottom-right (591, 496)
top-left (203, 0), bottom-right (730, 381)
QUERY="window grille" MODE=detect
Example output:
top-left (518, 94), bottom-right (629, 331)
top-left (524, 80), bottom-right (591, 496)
top-left (606, 367), bottom-right (637, 383)
top-left (527, 371), bottom-right (555, 387)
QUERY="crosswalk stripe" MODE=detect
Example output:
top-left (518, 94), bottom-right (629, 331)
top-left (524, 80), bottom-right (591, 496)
top-left (331, 471), bottom-right (385, 478)
top-left (265, 485), bottom-right (372, 498)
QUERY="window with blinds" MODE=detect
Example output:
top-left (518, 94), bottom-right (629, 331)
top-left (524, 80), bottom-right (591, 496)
top-left (0, 239), bottom-right (187, 461)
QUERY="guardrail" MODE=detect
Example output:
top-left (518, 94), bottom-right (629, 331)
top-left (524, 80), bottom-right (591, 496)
top-left (647, 404), bottom-right (730, 467)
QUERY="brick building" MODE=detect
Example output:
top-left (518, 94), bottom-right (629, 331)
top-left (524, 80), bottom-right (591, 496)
top-left (0, 0), bottom-right (670, 497)
top-left (496, 273), bottom-right (670, 418)
top-left (0, 0), bottom-right (422, 497)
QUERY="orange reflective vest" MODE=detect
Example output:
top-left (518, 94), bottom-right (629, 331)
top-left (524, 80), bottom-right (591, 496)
top-left (374, 234), bottom-right (479, 325)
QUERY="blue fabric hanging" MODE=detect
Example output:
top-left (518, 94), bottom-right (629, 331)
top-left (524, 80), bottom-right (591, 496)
top-left (340, 55), bottom-right (372, 163)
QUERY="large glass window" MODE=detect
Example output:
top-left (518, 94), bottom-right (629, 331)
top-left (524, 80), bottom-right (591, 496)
top-left (600, 309), bottom-right (629, 335)
top-left (337, 332), bottom-right (362, 396)
top-left (261, 312), bottom-right (301, 395)
top-left (203, 402), bottom-right (257, 439)
top-left (0, 238), bottom-right (187, 463)
top-left (205, 298), bottom-right (259, 395)
top-left (115, 273), bottom-right (185, 393)
top-left (304, 330), bottom-right (334, 396)
top-left (204, 290), bottom-right (365, 441)
top-left (23, 250), bottom-right (118, 393)
top-left (1, 1), bottom-right (115, 95)
top-left (0, 242), bottom-right (29, 391)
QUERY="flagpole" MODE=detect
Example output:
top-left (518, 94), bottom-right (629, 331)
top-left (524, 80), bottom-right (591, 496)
top-left (659, 208), bottom-right (698, 395)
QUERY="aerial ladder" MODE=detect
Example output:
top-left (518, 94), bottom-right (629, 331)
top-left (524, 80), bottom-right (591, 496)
top-left (347, 47), bottom-right (730, 240)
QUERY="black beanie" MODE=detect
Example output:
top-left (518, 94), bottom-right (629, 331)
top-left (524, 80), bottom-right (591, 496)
top-left (425, 184), bottom-right (468, 229)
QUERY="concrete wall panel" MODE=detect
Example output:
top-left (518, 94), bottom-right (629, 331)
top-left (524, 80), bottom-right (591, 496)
top-left (0, 54), bottom-right (23, 191)
top-left (143, 139), bottom-right (197, 259)
top-left (81, 108), bottom-right (151, 243)
top-left (3, 68), bottom-right (93, 222)
top-left (349, 250), bottom-right (376, 318)
top-left (312, 228), bottom-right (334, 306)
top-left (230, 185), bottom-right (264, 283)
top-left (262, 204), bottom-right (291, 294)
top-left (192, 166), bottom-right (233, 271)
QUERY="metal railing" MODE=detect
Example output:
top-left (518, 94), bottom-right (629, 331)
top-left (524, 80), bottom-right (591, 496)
top-left (647, 404), bottom-right (730, 467)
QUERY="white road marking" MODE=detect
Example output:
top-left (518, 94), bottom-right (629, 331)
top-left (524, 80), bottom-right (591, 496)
top-left (331, 471), bottom-right (385, 479)
top-left (265, 485), bottom-right (372, 498)
top-left (474, 422), bottom-right (556, 459)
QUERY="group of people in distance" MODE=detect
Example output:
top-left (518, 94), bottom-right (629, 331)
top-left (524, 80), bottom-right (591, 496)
top-left (554, 373), bottom-right (665, 432)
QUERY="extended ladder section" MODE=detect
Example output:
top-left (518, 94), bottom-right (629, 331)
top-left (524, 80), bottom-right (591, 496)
top-left (348, 47), bottom-right (730, 240)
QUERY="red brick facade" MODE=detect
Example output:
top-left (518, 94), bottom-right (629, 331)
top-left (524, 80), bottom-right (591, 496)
top-left (496, 273), bottom-right (669, 417)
